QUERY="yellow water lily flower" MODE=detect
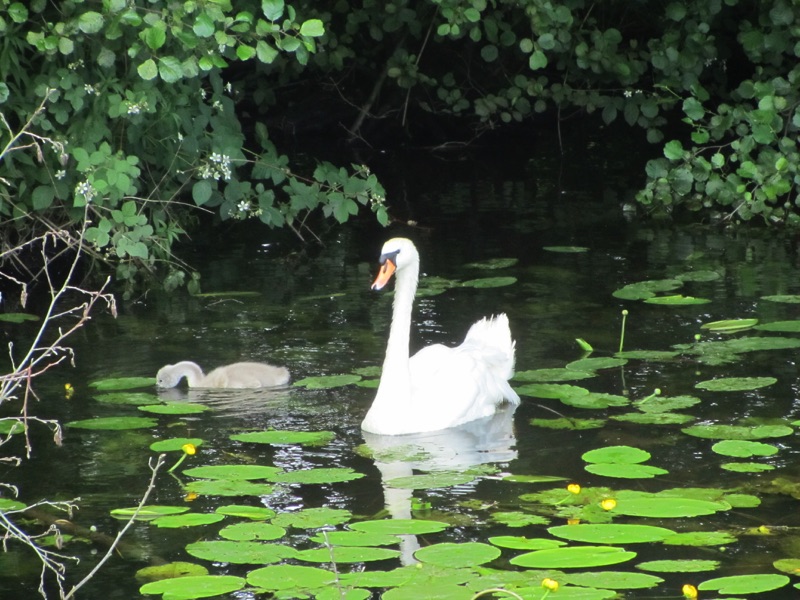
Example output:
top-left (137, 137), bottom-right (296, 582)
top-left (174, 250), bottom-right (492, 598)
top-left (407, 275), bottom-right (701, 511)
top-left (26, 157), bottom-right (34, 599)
top-left (600, 498), bottom-right (617, 511)
top-left (567, 483), bottom-right (581, 494)
top-left (181, 443), bottom-right (197, 455)
top-left (682, 583), bottom-right (698, 599)
top-left (541, 578), bottom-right (559, 592)
top-left (65, 383), bottom-right (74, 400)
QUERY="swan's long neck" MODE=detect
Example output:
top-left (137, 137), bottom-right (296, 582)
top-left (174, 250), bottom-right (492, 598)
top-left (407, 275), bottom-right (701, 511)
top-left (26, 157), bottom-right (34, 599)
top-left (374, 258), bottom-right (418, 410)
top-left (176, 361), bottom-right (205, 387)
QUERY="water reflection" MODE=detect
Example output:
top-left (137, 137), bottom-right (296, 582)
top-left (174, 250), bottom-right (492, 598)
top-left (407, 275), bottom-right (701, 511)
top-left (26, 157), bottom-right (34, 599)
top-left (361, 405), bottom-right (517, 564)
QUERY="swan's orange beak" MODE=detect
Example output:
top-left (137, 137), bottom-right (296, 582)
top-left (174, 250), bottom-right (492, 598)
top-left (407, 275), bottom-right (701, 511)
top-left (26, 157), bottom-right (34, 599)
top-left (371, 258), bottom-right (397, 290)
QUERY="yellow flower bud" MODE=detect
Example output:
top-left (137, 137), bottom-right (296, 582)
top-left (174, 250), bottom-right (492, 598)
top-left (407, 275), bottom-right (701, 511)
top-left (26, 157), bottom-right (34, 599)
top-left (181, 443), bottom-right (197, 455)
top-left (567, 483), bottom-right (581, 494)
top-left (600, 498), bottom-right (617, 511)
top-left (682, 584), bottom-right (698, 599)
top-left (567, 518), bottom-right (581, 525)
top-left (184, 492), bottom-right (199, 502)
top-left (541, 578), bottom-right (559, 592)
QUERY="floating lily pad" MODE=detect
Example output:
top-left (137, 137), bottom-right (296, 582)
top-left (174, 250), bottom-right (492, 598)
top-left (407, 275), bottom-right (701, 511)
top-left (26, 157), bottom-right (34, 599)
top-left (110, 505), bottom-right (189, 521)
top-left (414, 542), bottom-right (500, 568)
top-left (635, 395), bottom-right (701, 413)
top-left (562, 392), bottom-right (629, 409)
top-left (215, 505), bottom-right (276, 520)
top-left (296, 546), bottom-right (401, 563)
top-left (612, 279), bottom-right (682, 300)
top-left (762, 294), bottom-right (800, 303)
top-left (662, 531), bottom-right (738, 546)
top-left (67, 416), bottom-right (157, 430)
top-left (460, 276), bottom-right (517, 288)
top-left (611, 412), bottom-right (694, 425)
top-left (0, 312), bottom-right (39, 323)
top-left (352, 366), bottom-right (382, 377)
top-left (183, 465), bottom-right (282, 480)
top-left (611, 495), bottom-right (730, 519)
top-left (695, 376), bottom-right (777, 392)
top-left (272, 507), bottom-right (352, 529)
top-left (185, 541), bottom-right (296, 564)
top-left (139, 575), bottom-right (245, 599)
top-left (488, 536), bottom-right (565, 550)
top-left (386, 471), bottom-right (475, 489)
top-left (583, 446), bottom-right (651, 465)
top-left (89, 376), bottom-right (155, 390)
top-left (247, 564), bottom-right (337, 591)
top-left (773, 558), bottom-right (800, 575)
top-left (230, 430), bottom-right (335, 446)
top-left (615, 350), bottom-right (680, 361)
top-left (94, 392), bottom-right (161, 405)
top-left (135, 561), bottom-right (209, 583)
top-left (562, 571), bottom-right (664, 590)
top-left (644, 294), bottom-right (711, 305)
top-left (701, 318), bottom-right (758, 332)
top-left (489, 511), bottom-right (550, 528)
top-left (566, 357), bottom-right (627, 371)
top-left (465, 258), bottom-right (519, 269)
top-left (185, 479), bottom-right (274, 497)
top-left (514, 368), bottom-right (596, 382)
top-left (675, 270), bottom-right (722, 282)
top-left (152, 513), bottom-right (225, 528)
top-left (310, 531), bottom-right (400, 547)
top-left (754, 319), bottom-right (800, 332)
top-left (548, 524), bottom-right (675, 545)
top-left (293, 375), bottom-right (362, 389)
top-left (698, 574), bottom-right (790, 594)
top-left (138, 402), bottom-right (209, 414)
top-left (530, 417), bottom-right (606, 430)
top-left (543, 246), bottom-right (589, 253)
top-left (219, 522), bottom-right (286, 541)
top-left (516, 383), bottom-right (590, 399)
top-left (711, 439), bottom-right (779, 458)
top-left (585, 463), bottom-right (668, 479)
top-left (720, 462), bottom-right (775, 473)
top-left (510, 545), bottom-right (637, 569)
top-left (682, 424), bottom-right (794, 440)
top-left (150, 438), bottom-right (204, 452)
top-left (636, 559), bottom-right (720, 573)
top-left (270, 467), bottom-right (364, 484)
top-left (349, 519), bottom-right (449, 536)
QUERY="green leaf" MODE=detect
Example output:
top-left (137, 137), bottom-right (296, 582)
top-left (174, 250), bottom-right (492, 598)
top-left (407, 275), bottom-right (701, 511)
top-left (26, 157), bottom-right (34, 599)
top-left (695, 376), bottom-right (777, 392)
top-left (230, 430), bottom-right (335, 446)
top-left (296, 546), bottom-right (400, 563)
top-left (89, 376), bottom-right (154, 390)
top-left (414, 542), bottom-right (500, 568)
top-left (247, 565), bottom-right (335, 591)
top-left (701, 318), bottom-right (758, 332)
top-left (663, 139), bottom-right (684, 160)
top-left (77, 11), bottom-right (104, 34)
top-left (142, 24), bottom-right (167, 50)
top-left (183, 465), bottom-right (281, 480)
top-left (193, 12), bottom-right (216, 37)
top-left (562, 571), bottom-right (664, 590)
top-left (480, 44), bottom-right (499, 62)
top-left (529, 49), bottom-right (547, 70)
top-left (152, 513), bottom-right (225, 528)
top-left (66, 416), bottom-right (157, 430)
top-left (111, 505), bottom-right (189, 521)
top-left (299, 19), bottom-right (324, 37)
top-left (582, 445), bottom-right (651, 464)
top-left (192, 179), bottom-right (213, 205)
top-left (140, 575), bottom-right (246, 598)
top-left (269, 467), bottom-right (364, 484)
top-left (683, 97), bottom-right (705, 120)
top-left (548, 524), bottom-right (675, 544)
top-left (158, 56), bottom-right (183, 82)
top-left (682, 424), bottom-right (794, 440)
top-left (219, 522), bottom-right (285, 541)
top-left (699, 574), bottom-right (790, 595)
top-left (349, 519), bottom-right (448, 536)
top-left (137, 58), bottom-right (158, 80)
top-left (262, 0), bottom-right (285, 21)
top-left (637, 559), bottom-right (719, 573)
top-left (185, 541), bottom-right (296, 564)
top-left (510, 546), bottom-right (637, 569)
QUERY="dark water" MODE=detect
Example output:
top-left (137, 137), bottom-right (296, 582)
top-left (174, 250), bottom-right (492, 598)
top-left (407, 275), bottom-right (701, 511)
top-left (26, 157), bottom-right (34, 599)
top-left (3, 134), bottom-right (800, 598)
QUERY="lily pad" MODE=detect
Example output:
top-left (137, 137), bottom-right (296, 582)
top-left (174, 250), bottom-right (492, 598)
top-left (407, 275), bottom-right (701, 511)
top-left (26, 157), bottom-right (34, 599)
top-left (488, 536), bottom-right (565, 550)
top-left (94, 392), bottom-right (161, 405)
top-left (711, 439), bottom-right (779, 458)
top-left (695, 376), bottom-right (777, 391)
top-left (762, 294), bottom-right (800, 303)
top-left (185, 479), bottom-right (274, 497)
top-left (310, 531), bottom-right (400, 547)
top-left (460, 276), bottom-right (517, 288)
top-left (530, 417), bottom-right (606, 430)
top-left (414, 542), bottom-right (500, 568)
top-left (611, 495), bottom-right (730, 519)
top-left (636, 559), bottom-right (719, 573)
top-left (514, 368), bottom-right (596, 382)
top-left (615, 350), bottom-right (680, 361)
top-left (152, 513), bottom-right (225, 528)
top-left (754, 319), bottom-right (800, 332)
top-left (349, 519), bottom-right (449, 536)
top-left (183, 465), bottom-right (282, 480)
top-left (89, 376), bottom-right (155, 390)
top-left (139, 575), bottom-right (245, 599)
top-left (293, 375), bottom-right (362, 389)
top-left (465, 258), bottom-right (519, 269)
top-left (720, 462), bottom-right (775, 473)
top-left (489, 511), bottom-right (550, 528)
top-left (150, 438), bottom-right (204, 452)
top-left (247, 564), bottom-right (336, 591)
top-left (548, 524), bottom-right (675, 545)
top-left (585, 463), bottom-right (668, 479)
top-left (510, 546), bottom-right (637, 569)
top-left (565, 357), bottom-right (627, 371)
top-left (543, 246), bottom-right (589, 253)
top-left (386, 471), bottom-right (475, 489)
top-left (562, 571), bottom-right (664, 590)
top-left (185, 541), bottom-right (296, 564)
top-left (611, 412), bottom-right (694, 425)
top-left (634, 394), bottom-right (701, 413)
top-left (219, 522), bottom-right (286, 541)
top-left (214, 505), bottom-right (276, 520)
top-left (269, 467), bottom-right (364, 485)
top-left (701, 318), bottom-right (758, 332)
top-left (66, 416), bottom-right (157, 430)
top-left (110, 505), bottom-right (189, 521)
top-left (644, 294), bottom-right (711, 305)
top-left (698, 574), bottom-right (790, 594)
top-left (296, 546), bottom-right (401, 563)
top-left (230, 430), bottom-right (335, 446)
top-left (682, 424), bottom-right (794, 440)
top-left (662, 531), bottom-right (738, 546)
top-left (582, 446), bottom-right (651, 464)
top-left (135, 561), bottom-right (209, 583)
top-left (271, 507), bottom-right (352, 529)
top-left (675, 270), bottom-right (722, 282)
top-left (138, 402), bottom-right (209, 414)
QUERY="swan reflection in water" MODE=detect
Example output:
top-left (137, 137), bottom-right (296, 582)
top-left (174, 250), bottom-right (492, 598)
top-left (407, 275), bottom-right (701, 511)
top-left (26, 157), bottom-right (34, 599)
top-left (361, 405), bottom-right (518, 564)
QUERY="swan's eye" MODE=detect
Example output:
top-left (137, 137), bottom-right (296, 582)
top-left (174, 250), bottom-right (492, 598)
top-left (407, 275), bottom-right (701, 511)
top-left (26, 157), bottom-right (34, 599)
top-left (379, 249), bottom-right (400, 266)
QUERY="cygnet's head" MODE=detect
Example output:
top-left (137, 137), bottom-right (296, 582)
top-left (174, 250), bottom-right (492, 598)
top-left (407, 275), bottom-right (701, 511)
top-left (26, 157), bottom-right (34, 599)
top-left (156, 364), bottom-right (181, 388)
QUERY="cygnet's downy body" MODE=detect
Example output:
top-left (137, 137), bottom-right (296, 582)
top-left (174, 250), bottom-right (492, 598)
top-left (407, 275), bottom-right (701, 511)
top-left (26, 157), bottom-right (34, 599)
top-left (156, 361), bottom-right (290, 389)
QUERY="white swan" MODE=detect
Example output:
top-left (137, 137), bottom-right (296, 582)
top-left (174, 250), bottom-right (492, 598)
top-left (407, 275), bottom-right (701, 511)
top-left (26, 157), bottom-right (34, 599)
top-left (362, 238), bottom-right (519, 435)
top-left (156, 361), bottom-right (290, 389)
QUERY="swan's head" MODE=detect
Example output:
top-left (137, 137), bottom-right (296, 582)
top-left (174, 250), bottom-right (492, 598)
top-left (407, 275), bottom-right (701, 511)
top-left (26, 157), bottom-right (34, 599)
top-left (371, 238), bottom-right (419, 290)
top-left (156, 364), bottom-right (180, 388)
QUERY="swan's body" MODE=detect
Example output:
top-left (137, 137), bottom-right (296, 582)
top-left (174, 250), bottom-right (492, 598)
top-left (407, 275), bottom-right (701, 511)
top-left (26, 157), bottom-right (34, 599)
top-left (156, 361), bottom-right (290, 389)
top-left (362, 238), bottom-right (519, 435)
